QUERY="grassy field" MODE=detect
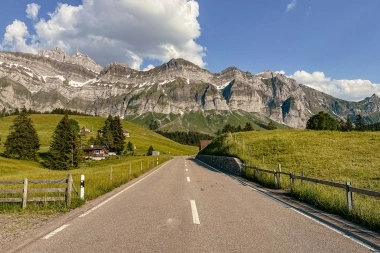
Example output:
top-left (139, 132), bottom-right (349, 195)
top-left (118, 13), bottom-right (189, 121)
top-left (200, 130), bottom-right (380, 232)
top-left (0, 114), bottom-right (198, 213)
top-left (0, 114), bottom-right (198, 155)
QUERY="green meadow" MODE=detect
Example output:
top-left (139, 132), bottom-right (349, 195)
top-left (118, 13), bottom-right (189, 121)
top-left (0, 114), bottom-right (198, 213)
top-left (200, 130), bottom-right (380, 232)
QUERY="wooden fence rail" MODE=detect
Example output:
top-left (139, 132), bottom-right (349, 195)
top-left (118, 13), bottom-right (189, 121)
top-left (245, 165), bottom-right (380, 212)
top-left (0, 174), bottom-right (73, 209)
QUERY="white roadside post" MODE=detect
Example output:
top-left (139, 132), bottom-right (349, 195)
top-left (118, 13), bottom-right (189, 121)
top-left (80, 174), bottom-right (85, 200)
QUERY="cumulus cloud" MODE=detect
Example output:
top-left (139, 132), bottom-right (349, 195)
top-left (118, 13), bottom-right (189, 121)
top-left (291, 70), bottom-right (380, 101)
top-left (1, 20), bottom-right (37, 53)
top-left (286, 0), bottom-right (297, 12)
top-left (26, 3), bottom-right (41, 20)
top-left (143, 64), bottom-right (155, 71)
top-left (275, 70), bottom-right (286, 75)
top-left (1, 0), bottom-right (206, 69)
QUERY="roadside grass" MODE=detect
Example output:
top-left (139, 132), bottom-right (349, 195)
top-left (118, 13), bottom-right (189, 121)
top-left (0, 114), bottom-right (197, 214)
top-left (0, 154), bottom-right (171, 214)
top-left (200, 130), bottom-right (380, 232)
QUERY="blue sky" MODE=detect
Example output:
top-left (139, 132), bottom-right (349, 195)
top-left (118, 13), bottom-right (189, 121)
top-left (0, 0), bottom-right (379, 101)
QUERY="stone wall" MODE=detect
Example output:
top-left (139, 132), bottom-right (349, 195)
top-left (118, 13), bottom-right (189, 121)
top-left (195, 155), bottom-right (245, 176)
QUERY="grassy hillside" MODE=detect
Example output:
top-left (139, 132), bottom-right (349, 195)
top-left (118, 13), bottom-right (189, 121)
top-left (125, 110), bottom-right (290, 135)
top-left (0, 114), bottom-right (197, 212)
top-left (0, 114), bottom-right (198, 155)
top-left (200, 130), bottom-right (380, 231)
top-left (201, 130), bottom-right (380, 190)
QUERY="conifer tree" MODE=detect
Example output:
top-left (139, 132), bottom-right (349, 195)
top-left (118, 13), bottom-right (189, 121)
top-left (4, 108), bottom-right (40, 160)
top-left (46, 114), bottom-right (82, 170)
top-left (110, 116), bottom-right (126, 154)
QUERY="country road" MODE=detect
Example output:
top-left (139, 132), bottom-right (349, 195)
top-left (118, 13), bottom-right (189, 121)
top-left (2, 157), bottom-right (379, 252)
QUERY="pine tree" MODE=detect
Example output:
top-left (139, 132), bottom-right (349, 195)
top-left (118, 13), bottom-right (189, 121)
top-left (46, 114), bottom-right (82, 170)
top-left (110, 116), bottom-right (125, 154)
top-left (243, 122), bottom-right (254, 131)
top-left (101, 115), bottom-right (114, 150)
top-left (354, 114), bottom-right (365, 131)
top-left (4, 108), bottom-right (40, 160)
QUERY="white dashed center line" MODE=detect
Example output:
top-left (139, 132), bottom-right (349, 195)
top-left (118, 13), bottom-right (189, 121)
top-left (190, 200), bottom-right (200, 224)
top-left (187, 177), bottom-right (190, 182)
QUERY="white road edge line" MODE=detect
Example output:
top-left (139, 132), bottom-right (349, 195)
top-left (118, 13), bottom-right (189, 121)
top-left (186, 169), bottom-right (188, 172)
top-left (187, 177), bottom-right (190, 182)
top-left (79, 164), bottom-right (164, 218)
top-left (190, 200), bottom-right (200, 224)
top-left (195, 159), bottom-right (378, 252)
top-left (42, 224), bottom-right (70, 240)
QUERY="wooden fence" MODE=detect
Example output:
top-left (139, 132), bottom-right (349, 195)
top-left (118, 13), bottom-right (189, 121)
top-left (245, 165), bottom-right (380, 212)
top-left (0, 174), bottom-right (73, 209)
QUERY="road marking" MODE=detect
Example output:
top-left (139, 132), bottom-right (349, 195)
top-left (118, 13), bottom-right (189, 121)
top-left (42, 224), bottom-right (70, 240)
top-left (187, 177), bottom-right (190, 182)
top-left (190, 200), bottom-right (200, 224)
top-left (186, 169), bottom-right (188, 171)
top-left (79, 163), bottom-right (164, 218)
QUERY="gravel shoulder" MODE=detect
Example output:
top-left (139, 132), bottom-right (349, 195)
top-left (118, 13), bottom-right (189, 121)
top-left (0, 213), bottom-right (60, 246)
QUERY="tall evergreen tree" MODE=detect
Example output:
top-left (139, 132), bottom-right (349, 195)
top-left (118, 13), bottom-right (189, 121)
top-left (4, 108), bottom-right (40, 160)
top-left (354, 114), bottom-right (366, 131)
top-left (46, 114), bottom-right (82, 170)
top-left (243, 122), bottom-right (254, 131)
top-left (110, 116), bottom-right (126, 154)
top-left (101, 115), bottom-right (114, 150)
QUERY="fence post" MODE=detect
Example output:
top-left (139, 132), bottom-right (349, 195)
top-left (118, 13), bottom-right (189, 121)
top-left (278, 164), bottom-right (282, 186)
top-left (346, 182), bottom-right (353, 212)
top-left (80, 174), bottom-right (85, 200)
top-left (66, 174), bottom-right (73, 206)
top-left (22, 178), bottom-right (28, 209)
top-left (290, 172), bottom-right (294, 192)
top-left (274, 170), bottom-right (278, 188)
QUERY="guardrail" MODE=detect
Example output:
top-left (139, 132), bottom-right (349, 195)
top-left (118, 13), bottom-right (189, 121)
top-left (245, 165), bottom-right (380, 212)
top-left (0, 174), bottom-right (73, 209)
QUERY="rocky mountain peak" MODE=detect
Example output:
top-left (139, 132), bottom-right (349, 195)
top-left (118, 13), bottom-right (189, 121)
top-left (38, 47), bottom-right (103, 73)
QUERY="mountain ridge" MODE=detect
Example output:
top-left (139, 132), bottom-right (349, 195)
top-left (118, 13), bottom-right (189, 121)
top-left (1, 48), bottom-right (379, 133)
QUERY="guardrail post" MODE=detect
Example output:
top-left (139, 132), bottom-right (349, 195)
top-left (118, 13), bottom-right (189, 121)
top-left (290, 172), bottom-right (294, 192)
top-left (278, 164), bottom-right (282, 186)
top-left (346, 182), bottom-right (353, 212)
top-left (274, 170), bottom-right (278, 188)
top-left (66, 174), bottom-right (73, 206)
top-left (22, 178), bottom-right (28, 209)
top-left (80, 174), bottom-right (85, 200)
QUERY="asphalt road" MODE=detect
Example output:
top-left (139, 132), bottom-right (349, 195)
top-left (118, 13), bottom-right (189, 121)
top-left (4, 157), bottom-right (378, 252)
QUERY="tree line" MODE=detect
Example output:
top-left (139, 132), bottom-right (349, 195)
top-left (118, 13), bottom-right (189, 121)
top-left (1, 110), bottom-right (131, 170)
top-left (155, 130), bottom-right (213, 146)
top-left (306, 111), bottom-right (378, 131)
top-left (216, 120), bottom-right (276, 134)
top-left (0, 107), bottom-right (91, 118)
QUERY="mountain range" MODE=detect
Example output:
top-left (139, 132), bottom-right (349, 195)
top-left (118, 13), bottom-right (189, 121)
top-left (1, 47), bottom-right (380, 134)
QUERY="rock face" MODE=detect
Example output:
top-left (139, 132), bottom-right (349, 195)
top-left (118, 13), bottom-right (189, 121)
top-left (1, 48), bottom-right (380, 131)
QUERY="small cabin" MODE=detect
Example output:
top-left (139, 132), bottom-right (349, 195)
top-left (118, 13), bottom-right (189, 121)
top-left (82, 145), bottom-right (109, 160)
top-left (123, 129), bottom-right (130, 137)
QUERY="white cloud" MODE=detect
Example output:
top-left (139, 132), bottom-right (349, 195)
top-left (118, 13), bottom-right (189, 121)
top-left (143, 64), bottom-right (155, 71)
top-left (291, 70), bottom-right (380, 101)
top-left (1, 20), bottom-right (37, 53)
top-left (26, 3), bottom-right (41, 20)
top-left (275, 70), bottom-right (286, 75)
top-left (286, 0), bottom-right (297, 12)
top-left (1, 0), bottom-right (206, 70)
